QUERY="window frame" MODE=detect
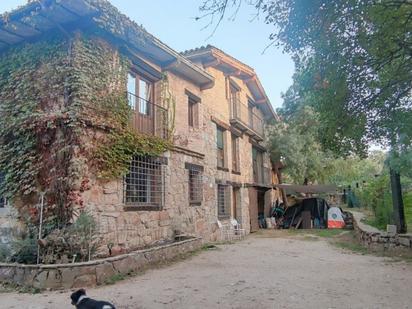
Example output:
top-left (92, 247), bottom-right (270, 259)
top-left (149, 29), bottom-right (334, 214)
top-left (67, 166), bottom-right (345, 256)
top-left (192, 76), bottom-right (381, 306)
top-left (231, 134), bottom-right (240, 174)
top-left (252, 147), bottom-right (264, 183)
top-left (217, 184), bottom-right (230, 219)
top-left (185, 163), bottom-right (204, 206)
top-left (186, 90), bottom-right (201, 129)
top-left (123, 155), bottom-right (166, 211)
top-left (127, 71), bottom-right (155, 116)
top-left (248, 99), bottom-right (255, 129)
top-left (188, 97), bottom-right (197, 128)
top-left (229, 82), bottom-right (240, 118)
top-left (216, 126), bottom-right (226, 169)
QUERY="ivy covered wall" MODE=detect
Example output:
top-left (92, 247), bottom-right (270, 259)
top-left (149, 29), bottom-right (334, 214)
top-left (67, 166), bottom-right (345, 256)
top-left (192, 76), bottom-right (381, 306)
top-left (0, 32), bottom-right (170, 229)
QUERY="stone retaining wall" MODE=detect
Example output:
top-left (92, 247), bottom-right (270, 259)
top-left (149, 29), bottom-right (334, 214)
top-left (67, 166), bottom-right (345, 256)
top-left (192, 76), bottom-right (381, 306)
top-left (0, 237), bottom-right (202, 290)
top-left (351, 211), bottom-right (412, 251)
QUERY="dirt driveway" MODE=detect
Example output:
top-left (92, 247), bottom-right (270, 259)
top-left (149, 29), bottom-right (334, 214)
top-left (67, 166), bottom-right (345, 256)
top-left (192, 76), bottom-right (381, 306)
top-left (1, 231), bottom-right (412, 309)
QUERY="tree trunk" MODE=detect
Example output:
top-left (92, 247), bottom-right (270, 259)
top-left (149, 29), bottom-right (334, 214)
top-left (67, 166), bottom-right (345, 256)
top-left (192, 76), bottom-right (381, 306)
top-left (274, 162), bottom-right (288, 207)
top-left (390, 167), bottom-right (407, 233)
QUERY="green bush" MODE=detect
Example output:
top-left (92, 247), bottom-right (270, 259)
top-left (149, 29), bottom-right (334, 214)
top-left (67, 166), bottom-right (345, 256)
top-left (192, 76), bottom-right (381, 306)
top-left (357, 174), bottom-right (412, 231)
top-left (39, 211), bottom-right (100, 264)
top-left (11, 237), bottom-right (38, 264)
top-left (357, 174), bottom-right (393, 230)
top-left (404, 191), bottom-right (412, 229)
top-left (0, 244), bottom-right (11, 262)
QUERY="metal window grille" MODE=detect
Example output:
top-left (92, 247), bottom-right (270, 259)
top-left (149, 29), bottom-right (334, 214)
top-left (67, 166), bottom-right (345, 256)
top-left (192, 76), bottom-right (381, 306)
top-left (189, 166), bottom-right (203, 205)
top-left (217, 184), bottom-right (230, 219)
top-left (0, 172), bottom-right (6, 208)
top-left (124, 155), bottom-right (165, 209)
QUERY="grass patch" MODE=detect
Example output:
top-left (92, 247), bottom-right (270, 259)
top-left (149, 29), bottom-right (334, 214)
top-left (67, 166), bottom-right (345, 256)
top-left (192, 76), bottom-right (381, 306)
top-left (333, 240), bottom-right (368, 255)
top-left (362, 216), bottom-right (386, 231)
top-left (328, 231), bottom-right (412, 263)
top-left (302, 235), bottom-right (320, 241)
top-left (288, 229), bottom-right (346, 238)
top-left (0, 282), bottom-right (42, 294)
top-left (104, 273), bottom-right (126, 285)
top-left (201, 244), bottom-right (219, 250)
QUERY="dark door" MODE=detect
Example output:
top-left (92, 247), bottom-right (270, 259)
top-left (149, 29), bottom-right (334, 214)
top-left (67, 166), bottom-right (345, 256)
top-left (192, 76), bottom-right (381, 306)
top-left (249, 188), bottom-right (259, 232)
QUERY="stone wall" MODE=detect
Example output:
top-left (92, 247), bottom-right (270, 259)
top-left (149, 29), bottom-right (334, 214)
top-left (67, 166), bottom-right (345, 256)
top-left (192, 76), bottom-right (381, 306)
top-left (351, 211), bottom-right (412, 251)
top-left (0, 36), bottom-right (278, 256)
top-left (78, 64), bottom-right (277, 252)
top-left (0, 237), bottom-right (202, 290)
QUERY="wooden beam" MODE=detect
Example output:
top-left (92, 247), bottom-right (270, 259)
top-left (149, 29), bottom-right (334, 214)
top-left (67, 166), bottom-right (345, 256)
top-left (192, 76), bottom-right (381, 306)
top-left (38, 12), bottom-right (70, 38)
top-left (200, 81), bottom-right (214, 91)
top-left (223, 69), bottom-right (243, 78)
top-left (203, 59), bottom-right (220, 68)
top-left (0, 29), bottom-right (22, 44)
top-left (0, 27), bottom-right (26, 40)
top-left (163, 60), bottom-right (180, 70)
top-left (0, 38), bottom-right (11, 46)
top-left (57, 2), bottom-right (83, 19)
top-left (16, 20), bottom-right (43, 35)
top-left (244, 76), bottom-right (257, 83)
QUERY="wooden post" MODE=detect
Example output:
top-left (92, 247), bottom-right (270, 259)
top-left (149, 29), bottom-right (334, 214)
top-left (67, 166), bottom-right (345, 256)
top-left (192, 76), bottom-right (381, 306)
top-left (273, 161), bottom-right (288, 207)
top-left (390, 167), bottom-right (407, 233)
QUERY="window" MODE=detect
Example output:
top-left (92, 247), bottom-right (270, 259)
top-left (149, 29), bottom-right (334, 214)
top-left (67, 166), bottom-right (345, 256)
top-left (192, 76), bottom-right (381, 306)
top-left (229, 83), bottom-right (240, 118)
top-left (248, 100), bottom-right (255, 128)
top-left (252, 147), bottom-right (264, 183)
top-left (124, 155), bottom-right (165, 209)
top-left (186, 90), bottom-right (200, 128)
top-left (0, 172), bottom-right (6, 208)
top-left (188, 97), bottom-right (198, 128)
top-left (231, 134), bottom-right (240, 173)
top-left (127, 73), bottom-right (136, 109)
top-left (217, 127), bottom-right (226, 168)
top-left (127, 72), bottom-right (154, 115)
top-left (217, 184), bottom-right (230, 219)
top-left (186, 163), bottom-right (203, 205)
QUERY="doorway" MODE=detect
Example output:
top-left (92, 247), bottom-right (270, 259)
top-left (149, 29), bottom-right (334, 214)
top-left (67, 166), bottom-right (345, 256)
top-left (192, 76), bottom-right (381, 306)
top-left (232, 187), bottom-right (240, 222)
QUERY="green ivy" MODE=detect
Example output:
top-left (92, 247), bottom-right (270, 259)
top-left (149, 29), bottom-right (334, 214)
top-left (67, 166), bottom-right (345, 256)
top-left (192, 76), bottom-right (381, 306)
top-left (0, 32), bottom-right (171, 226)
top-left (97, 131), bottom-right (171, 179)
top-left (0, 35), bottom-right (73, 200)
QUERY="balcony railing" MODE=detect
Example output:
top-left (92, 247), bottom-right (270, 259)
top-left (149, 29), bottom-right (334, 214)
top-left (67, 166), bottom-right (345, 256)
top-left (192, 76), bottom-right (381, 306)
top-left (230, 98), bottom-right (264, 138)
top-left (127, 92), bottom-right (168, 139)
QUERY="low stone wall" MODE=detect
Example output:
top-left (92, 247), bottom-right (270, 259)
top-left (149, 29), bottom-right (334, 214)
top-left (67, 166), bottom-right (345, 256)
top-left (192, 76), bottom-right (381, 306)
top-left (351, 211), bottom-right (412, 250)
top-left (0, 237), bottom-right (202, 290)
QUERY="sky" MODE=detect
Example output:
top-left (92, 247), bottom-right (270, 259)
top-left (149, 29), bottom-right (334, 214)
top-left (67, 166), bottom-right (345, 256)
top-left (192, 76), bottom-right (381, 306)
top-left (0, 0), bottom-right (295, 108)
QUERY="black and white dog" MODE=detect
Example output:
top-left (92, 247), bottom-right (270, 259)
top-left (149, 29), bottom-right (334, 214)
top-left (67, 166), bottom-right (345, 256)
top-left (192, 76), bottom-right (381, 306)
top-left (70, 289), bottom-right (116, 309)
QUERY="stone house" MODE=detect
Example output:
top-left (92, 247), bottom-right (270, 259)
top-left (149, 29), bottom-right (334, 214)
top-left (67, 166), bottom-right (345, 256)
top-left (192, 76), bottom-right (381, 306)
top-left (0, 0), bottom-right (280, 253)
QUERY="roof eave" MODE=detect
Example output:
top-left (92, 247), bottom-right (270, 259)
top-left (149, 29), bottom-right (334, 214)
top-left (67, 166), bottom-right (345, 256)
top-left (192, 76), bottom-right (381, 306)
top-left (150, 38), bottom-right (214, 89)
top-left (0, 0), bottom-right (214, 88)
top-left (185, 47), bottom-right (278, 121)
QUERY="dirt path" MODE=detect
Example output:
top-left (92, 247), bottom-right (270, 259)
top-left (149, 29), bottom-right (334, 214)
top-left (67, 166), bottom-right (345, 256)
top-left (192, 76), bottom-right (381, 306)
top-left (1, 231), bottom-right (412, 309)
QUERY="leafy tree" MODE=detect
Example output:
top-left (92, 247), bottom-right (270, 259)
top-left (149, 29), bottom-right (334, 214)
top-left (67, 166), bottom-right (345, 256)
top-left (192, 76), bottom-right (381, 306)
top-left (268, 106), bottom-right (329, 184)
top-left (198, 0), bottom-right (412, 232)
top-left (322, 151), bottom-right (386, 186)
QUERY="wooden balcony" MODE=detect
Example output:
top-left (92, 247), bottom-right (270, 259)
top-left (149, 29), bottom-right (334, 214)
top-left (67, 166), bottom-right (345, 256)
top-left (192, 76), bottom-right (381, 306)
top-left (230, 98), bottom-right (264, 140)
top-left (127, 92), bottom-right (168, 139)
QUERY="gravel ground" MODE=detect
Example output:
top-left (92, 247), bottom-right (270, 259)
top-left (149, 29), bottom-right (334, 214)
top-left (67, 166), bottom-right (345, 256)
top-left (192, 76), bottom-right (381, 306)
top-left (1, 231), bottom-right (412, 309)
